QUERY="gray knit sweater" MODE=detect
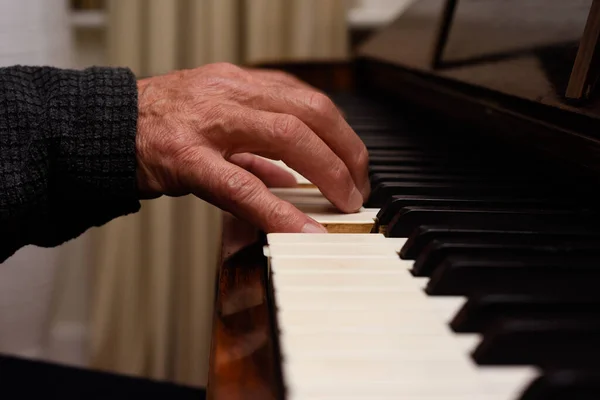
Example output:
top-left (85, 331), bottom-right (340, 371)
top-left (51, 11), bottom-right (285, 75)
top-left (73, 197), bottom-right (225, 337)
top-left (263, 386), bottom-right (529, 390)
top-left (0, 66), bottom-right (141, 262)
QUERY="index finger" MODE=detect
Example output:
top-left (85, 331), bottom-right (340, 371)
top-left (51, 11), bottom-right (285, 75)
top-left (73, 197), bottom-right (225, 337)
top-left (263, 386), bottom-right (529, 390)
top-left (238, 83), bottom-right (370, 199)
top-left (212, 105), bottom-right (364, 214)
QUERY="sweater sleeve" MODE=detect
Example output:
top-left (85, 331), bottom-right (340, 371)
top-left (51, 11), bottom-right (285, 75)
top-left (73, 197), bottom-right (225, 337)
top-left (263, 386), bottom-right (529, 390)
top-left (0, 66), bottom-right (141, 262)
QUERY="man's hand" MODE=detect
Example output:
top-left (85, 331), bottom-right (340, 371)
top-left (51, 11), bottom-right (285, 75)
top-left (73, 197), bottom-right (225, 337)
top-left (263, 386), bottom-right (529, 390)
top-left (135, 63), bottom-right (370, 233)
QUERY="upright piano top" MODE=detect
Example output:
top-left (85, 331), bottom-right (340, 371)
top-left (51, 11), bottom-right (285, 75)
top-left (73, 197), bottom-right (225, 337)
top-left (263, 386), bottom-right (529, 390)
top-left (354, 0), bottom-right (600, 178)
top-left (357, 0), bottom-right (597, 117)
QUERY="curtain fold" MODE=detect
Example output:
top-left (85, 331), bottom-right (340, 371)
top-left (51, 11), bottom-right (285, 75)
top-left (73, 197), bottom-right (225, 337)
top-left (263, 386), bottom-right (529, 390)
top-left (94, 0), bottom-right (348, 387)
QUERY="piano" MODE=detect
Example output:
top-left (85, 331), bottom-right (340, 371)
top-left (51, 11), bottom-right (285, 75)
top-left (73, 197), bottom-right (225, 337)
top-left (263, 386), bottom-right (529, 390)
top-left (4, 1), bottom-right (600, 398)
top-left (208, 1), bottom-right (600, 399)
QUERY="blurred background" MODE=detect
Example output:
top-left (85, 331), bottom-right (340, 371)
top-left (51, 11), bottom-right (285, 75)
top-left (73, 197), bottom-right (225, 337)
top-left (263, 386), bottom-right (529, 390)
top-left (0, 0), bottom-right (414, 389)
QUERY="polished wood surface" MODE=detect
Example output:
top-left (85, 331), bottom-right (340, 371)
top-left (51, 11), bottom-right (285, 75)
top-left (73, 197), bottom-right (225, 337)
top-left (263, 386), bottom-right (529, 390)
top-left (567, 0), bottom-right (600, 99)
top-left (207, 214), bottom-right (282, 400)
top-left (355, 0), bottom-right (600, 178)
top-left (358, 0), bottom-right (597, 116)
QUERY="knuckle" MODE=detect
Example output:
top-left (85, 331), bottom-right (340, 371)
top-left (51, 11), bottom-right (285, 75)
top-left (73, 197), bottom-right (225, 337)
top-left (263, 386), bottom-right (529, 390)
top-left (307, 91), bottom-right (335, 116)
top-left (272, 114), bottom-right (305, 144)
top-left (210, 62), bottom-right (251, 80)
top-left (329, 162), bottom-right (350, 184)
top-left (356, 144), bottom-right (370, 170)
top-left (224, 170), bottom-right (257, 204)
top-left (201, 75), bottom-right (234, 90)
top-left (210, 62), bottom-right (238, 72)
top-left (266, 200), bottom-right (294, 225)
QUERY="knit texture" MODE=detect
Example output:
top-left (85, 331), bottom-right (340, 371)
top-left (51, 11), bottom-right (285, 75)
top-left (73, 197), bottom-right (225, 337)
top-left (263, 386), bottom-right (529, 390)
top-left (0, 66), bottom-right (140, 262)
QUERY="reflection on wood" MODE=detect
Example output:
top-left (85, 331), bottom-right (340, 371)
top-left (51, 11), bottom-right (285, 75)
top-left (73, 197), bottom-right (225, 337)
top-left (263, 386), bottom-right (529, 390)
top-left (207, 214), bottom-right (281, 400)
top-left (358, 0), bottom-right (597, 117)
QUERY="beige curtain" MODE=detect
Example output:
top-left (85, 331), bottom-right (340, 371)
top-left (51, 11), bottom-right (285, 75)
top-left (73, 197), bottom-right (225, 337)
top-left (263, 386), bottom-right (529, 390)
top-left (90, 0), bottom-right (348, 388)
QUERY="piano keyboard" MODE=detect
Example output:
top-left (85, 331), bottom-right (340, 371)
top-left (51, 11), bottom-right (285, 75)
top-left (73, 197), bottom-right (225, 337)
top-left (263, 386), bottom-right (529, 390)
top-left (265, 234), bottom-right (536, 400)
top-left (261, 94), bottom-right (600, 399)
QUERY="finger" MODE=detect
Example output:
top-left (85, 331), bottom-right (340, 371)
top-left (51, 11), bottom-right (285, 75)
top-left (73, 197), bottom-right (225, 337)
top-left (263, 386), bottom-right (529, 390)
top-left (237, 84), bottom-right (370, 200)
top-left (229, 153), bottom-right (297, 188)
top-left (181, 149), bottom-right (327, 233)
top-left (211, 106), bottom-right (363, 214)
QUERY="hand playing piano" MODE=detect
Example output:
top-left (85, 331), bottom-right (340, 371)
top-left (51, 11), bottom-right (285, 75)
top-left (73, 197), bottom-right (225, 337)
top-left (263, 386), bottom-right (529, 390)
top-left (135, 62), bottom-right (370, 233)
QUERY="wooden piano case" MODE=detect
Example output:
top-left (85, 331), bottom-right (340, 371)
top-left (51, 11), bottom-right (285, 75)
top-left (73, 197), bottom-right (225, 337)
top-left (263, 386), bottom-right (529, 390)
top-left (208, 1), bottom-right (600, 399)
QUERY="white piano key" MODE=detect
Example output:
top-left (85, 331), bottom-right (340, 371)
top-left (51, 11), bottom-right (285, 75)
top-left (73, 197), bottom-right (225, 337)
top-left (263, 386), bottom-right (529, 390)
top-left (429, 296), bottom-right (469, 323)
top-left (274, 290), bottom-right (437, 311)
top-left (282, 358), bottom-right (496, 399)
top-left (268, 238), bottom-right (536, 399)
top-left (269, 255), bottom-right (406, 274)
top-left (266, 243), bottom-right (399, 258)
top-left (290, 396), bottom-right (500, 400)
top-left (276, 306), bottom-right (449, 336)
top-left (265, 159), bottom-right (312, 186)
top-left (272, 271), bottom-right (409, 287)
top-left (279, 331), bottom-right (475, 359)
top-left (266, 232), bottom-right (387, 244)
top-left (269, 256), bottom-right (410, 272)
top-left (305, 208), bottom-right (379, 225)
top-left (269, 187), bottom-right (324, 199)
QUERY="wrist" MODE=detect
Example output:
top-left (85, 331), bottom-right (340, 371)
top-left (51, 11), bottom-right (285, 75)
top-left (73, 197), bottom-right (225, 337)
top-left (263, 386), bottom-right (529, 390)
top-left (136, 78), bottom-right (163, 199)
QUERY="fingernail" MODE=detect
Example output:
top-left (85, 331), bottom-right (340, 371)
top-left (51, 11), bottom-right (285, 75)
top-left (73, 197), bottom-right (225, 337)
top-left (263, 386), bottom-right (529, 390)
top-left (349, 186), bottom-right (364, 211)
top-left (302, 222), bottom-right (328, 233)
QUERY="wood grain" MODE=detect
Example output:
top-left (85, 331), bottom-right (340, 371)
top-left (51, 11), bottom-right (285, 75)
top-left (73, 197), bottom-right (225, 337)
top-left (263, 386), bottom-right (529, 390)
top-left (323, 222), bottom-right (375, 233)
top-left (207, 214), bottom-right (282, 400)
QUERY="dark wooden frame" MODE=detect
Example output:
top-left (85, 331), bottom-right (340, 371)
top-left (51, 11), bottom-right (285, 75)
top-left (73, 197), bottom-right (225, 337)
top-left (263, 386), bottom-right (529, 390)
top-left (206, 215), bottom-right (282, 400)
top-left (431, 0), bottom-right (600, 100)
top-left (566, 0), bottom-right (600, 100)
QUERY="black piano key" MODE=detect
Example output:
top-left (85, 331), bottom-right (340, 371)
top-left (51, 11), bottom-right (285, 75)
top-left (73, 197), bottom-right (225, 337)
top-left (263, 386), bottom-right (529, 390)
top-left (369, 172), bottom-right (552, 187)
top-left (378, 196), bottom-right (579, 227)
top-left (386, 206), bottom-right (597, 237)
top-left (361, 136), bottom-right (425, 146)
top-left (472, 317), bottom-right (600, 367)
top-left (412, 237), bottom-right (600, 277)
top-left (519, 369), bottom-right (600, 400)
top-left (400, 225), bottom-right (600, 260)
top-left (368, 163), bottom-right (552, 176)
top-left (369, 164), bottom-right (501, 175)
top-left (450, 292), bottom-right (600, 333)
top-left (368, 182), bottom-right (590, 208)
top-left (350, 125), bottom-right (412, 133)
top-left (425, 254), bottom-right (600, 296)
top-left (371, 172), bottom-right (492, 186)
top-left (367, 156), bottom-right (497, 167)
top-left (368, 149), bottom-right (437, 157)
top-left (362, 141), bottom-right (427, 150)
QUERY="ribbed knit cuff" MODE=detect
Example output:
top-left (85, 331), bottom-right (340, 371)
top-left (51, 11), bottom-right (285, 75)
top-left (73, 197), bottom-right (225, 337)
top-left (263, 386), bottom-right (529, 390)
top-left (0, 65), bottom-right (141, 260)
top-left (51, 67), bottom-right (139, 201)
